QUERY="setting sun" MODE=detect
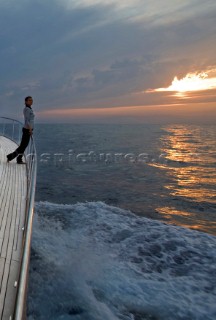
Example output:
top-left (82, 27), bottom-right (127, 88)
top-left (147, 69), bottom-right (216, 93)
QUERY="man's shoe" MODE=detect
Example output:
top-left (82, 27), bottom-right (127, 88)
top-left (6, 155), bottom-right (10, 163)
top-left (17, 160), bottom-right (26, 164)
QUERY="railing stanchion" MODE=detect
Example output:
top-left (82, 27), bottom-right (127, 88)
top-left (12, 120), bottom-right (15, 140)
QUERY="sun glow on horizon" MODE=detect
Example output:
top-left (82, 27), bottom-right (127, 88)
top-left (147, 70), bottom-right (216, 94)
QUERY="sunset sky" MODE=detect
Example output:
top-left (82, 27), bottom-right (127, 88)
top-left (0, 0), bottom-right (216, 123)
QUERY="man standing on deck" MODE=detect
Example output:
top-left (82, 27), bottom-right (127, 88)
top-left (7, 96), bottom-right (35, 164)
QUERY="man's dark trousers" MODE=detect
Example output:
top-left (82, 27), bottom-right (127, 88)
top-left (7, 128), bottom-right (30, 162)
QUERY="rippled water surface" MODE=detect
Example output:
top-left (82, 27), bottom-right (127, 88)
top-left (35, 123), bottom-right (216, 235)
top-left (27, 123), bottom-right (216, 320)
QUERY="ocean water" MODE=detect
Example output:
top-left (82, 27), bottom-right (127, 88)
top-left (27, 123), bottom-right (216, 319)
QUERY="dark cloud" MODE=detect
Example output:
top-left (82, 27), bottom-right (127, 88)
top-left (0, 0), bottom-right (215, 117)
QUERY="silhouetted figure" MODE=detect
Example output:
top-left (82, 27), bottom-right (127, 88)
top-left (7, 96), bottom-right (35, 164)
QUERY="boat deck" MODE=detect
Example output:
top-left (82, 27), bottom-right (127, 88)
top-left (0, 136), bottom-right (27, 320)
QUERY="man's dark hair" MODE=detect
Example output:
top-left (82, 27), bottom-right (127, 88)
top-left (25, 96), bottom-right (32, 102)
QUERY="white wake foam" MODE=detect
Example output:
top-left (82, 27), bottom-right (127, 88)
top-left (27, 201), bottom-right (216, 320)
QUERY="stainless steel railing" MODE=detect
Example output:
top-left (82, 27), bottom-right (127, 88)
top-left (0, 116), bottom-right (37, 320)
top-left (0, 116), bottom-right (22, 143)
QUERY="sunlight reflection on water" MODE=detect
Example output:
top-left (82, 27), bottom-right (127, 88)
top-left (154, 124), bottom-right (216, 233)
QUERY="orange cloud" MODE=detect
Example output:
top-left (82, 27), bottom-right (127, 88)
top-left (146, 69), bottom-right (216, 94)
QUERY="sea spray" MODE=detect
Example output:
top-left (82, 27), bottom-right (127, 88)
top-left (27, 201), bottom-right (216, 320)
